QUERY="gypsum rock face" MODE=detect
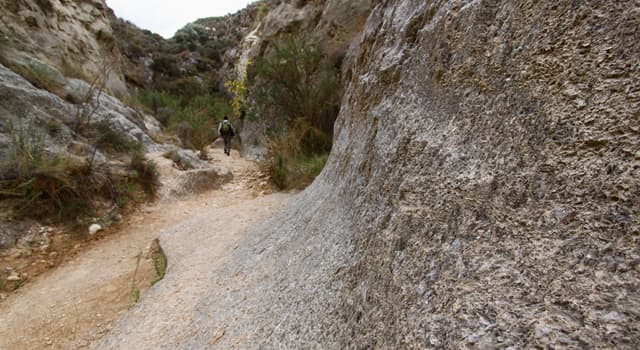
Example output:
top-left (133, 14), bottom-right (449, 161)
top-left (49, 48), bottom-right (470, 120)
top-left (0, 63), bottom-right (161, 162)
top-left (323, 0), bottom-right (640, 348)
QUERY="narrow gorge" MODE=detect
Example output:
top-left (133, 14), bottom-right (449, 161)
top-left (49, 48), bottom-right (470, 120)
top-left (0, 0), bottom-right (638, 349)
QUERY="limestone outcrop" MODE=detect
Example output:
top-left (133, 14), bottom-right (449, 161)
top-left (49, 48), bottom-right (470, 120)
top-left (195, 0), bottom-right (639, 348)
top-left (0, 0), bottom-right (128, 96)
top-left (0, 63), bottom-right (159, 163)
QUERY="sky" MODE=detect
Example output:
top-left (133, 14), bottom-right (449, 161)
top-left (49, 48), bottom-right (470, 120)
top-left (106, 0), bottom-right (257, 38)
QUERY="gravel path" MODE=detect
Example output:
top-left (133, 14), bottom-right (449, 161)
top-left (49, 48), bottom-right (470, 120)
top-left (0, 147), bottom-right (292, 349)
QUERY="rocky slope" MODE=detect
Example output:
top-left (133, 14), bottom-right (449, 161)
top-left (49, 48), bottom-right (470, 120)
top-left (186, 0), bottom-right (638, 348)
top-left (0, 62), bottom-right (163, 248)
top-left (0, 0), bottom-right (129, 96)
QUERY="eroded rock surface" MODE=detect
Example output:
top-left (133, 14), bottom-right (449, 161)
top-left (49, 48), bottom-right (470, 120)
top-left (0, 0), bottom-right (128, 95)
top-left (330, 0), bottom-right (638, 348)
top-left (0, 64), bottom-right (159, 161)
top-left (159, 0), bottom-right (639, 348)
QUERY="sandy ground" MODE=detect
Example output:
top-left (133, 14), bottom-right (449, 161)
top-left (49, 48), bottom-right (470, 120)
top-left (0, 146), bottom-right (292, 350)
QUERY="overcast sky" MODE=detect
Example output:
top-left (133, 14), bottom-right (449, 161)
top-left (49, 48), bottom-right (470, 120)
top-left (106, 0), bottom-right (257, 38)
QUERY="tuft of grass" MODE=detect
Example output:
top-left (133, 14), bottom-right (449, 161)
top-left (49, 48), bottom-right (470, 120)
top-left (93, 119), bottom-right (144, 154)
top-left (129, 252), bottom-right (142, 306)
top-left (163, 150), bottom-right (194, 170)
top-left (11, 62), bottom-right (65, 95)
top-left (129, 150), bottom-right (160, 198)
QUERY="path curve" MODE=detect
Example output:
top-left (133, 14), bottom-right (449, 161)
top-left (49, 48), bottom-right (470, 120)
top-left (0, 147), bottom-right (292, 349)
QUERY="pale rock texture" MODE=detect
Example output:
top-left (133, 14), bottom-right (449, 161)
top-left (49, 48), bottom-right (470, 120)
top-left (0, 0), bottom-right (128, 95)
top-left (0, 63), bottom-right (159, 162)
top-left (157, 0), bottom-right (639, 348)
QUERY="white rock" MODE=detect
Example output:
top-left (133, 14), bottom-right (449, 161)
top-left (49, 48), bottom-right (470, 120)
top-left (6, 273), bottom-right (20, 281)
top-left (88, 224), bottom-right (103, 235)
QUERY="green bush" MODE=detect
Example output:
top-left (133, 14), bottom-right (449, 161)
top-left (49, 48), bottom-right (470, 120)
top-left (249, 35), bottom-right (340, 136)
top-left (138, 89), bottom-right (230, 157)
top-left (137, 90), bottom-right (181, 126)
top-left (129, 150), bottom-right (159, 198)
top-left (93, 119), bottom-right (144, 154)
top-left (150, 54), bottom-right (181, 78)
top-left (250, 36), bottom-right (340, 188)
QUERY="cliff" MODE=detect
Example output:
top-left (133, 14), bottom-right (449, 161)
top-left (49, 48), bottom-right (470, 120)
top-left (0, 0), bottom-right (129, 96)
top-left (194, 0), bottom-right (639, 348)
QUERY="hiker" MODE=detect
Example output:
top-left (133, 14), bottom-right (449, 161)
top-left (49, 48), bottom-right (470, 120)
top-left (218, 116), bottom-right (235, 156)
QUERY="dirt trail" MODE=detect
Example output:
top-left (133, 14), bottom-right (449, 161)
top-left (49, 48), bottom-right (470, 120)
top-left (0, 147), bottom-right (292, 350)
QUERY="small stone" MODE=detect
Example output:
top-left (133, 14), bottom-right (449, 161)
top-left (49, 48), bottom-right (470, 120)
top-left (89, 224), bottom-right (103, 235)
top-left (6, 273), bottom-right (20, 281)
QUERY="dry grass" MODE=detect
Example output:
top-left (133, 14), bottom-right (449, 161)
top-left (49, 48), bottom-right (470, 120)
top-left (261, 122), bottom-right (330, 189)
top-left (0, 119), bottom-right (160, 222)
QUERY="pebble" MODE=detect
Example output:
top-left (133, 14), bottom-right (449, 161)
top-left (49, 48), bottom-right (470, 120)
top-left (89, 224), bottom-right (103, 235)
top-left (6, 273), bottom-right (20, 281)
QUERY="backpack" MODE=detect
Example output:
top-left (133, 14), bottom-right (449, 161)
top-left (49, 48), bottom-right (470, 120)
top-left (221, 121), bottom-right (233, 136)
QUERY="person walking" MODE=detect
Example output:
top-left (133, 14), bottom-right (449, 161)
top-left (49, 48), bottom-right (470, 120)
top-left (218, 116), bottom-right (235, 156)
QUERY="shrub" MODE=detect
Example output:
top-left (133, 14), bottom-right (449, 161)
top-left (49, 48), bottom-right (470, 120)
top-left (137, 90), bottom-right (181, 126)
top-left (92, 119), bottom-right (143, 154)
top-left (150, 54), bottom-right (181, 78)
top-left (129, 150), bottom-right (159, 198)
top-left (249, 35), bottom-right (340, 136)
top-left (155, 77), bottom-right (206, 105)
top-left (261, 121), bottom-right (330, 189)
top-left (0, 120), bottom-right (98, 220)
top-left (250, 36), bottom-right (340, 188)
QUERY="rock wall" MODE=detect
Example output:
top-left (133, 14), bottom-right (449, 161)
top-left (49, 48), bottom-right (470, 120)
top-left (202, 0), bottom-right (639, 348)
top-left (0, 0), bottom-right (128, 96)
top-left (327, 0), bottom-right (640, 347)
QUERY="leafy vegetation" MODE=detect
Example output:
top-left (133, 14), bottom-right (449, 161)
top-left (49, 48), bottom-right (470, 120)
top-left (248, 36), bottom-right (340, 189)
top-left (137, 88), bottom-right (231, 159)
top-left (150, 238), bottom-right (167, 286)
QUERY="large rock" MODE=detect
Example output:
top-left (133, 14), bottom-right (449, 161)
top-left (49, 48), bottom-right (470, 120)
top-left (188, 0), bottom-right (639, 348)
top-left (0, 0), bottom-right (128, 96)
top-left (0, 63), bottom-right (160, 162)
top-left (167, 166), bottom-right (233, 198)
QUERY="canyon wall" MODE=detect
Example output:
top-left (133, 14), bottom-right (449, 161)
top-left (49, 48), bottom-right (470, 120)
top-left (0, 0), bottom-right (128, 96)
top-left (325, 0), bottom-right (639, 347)
top-left (210, 0), bottom-right (639, 348)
